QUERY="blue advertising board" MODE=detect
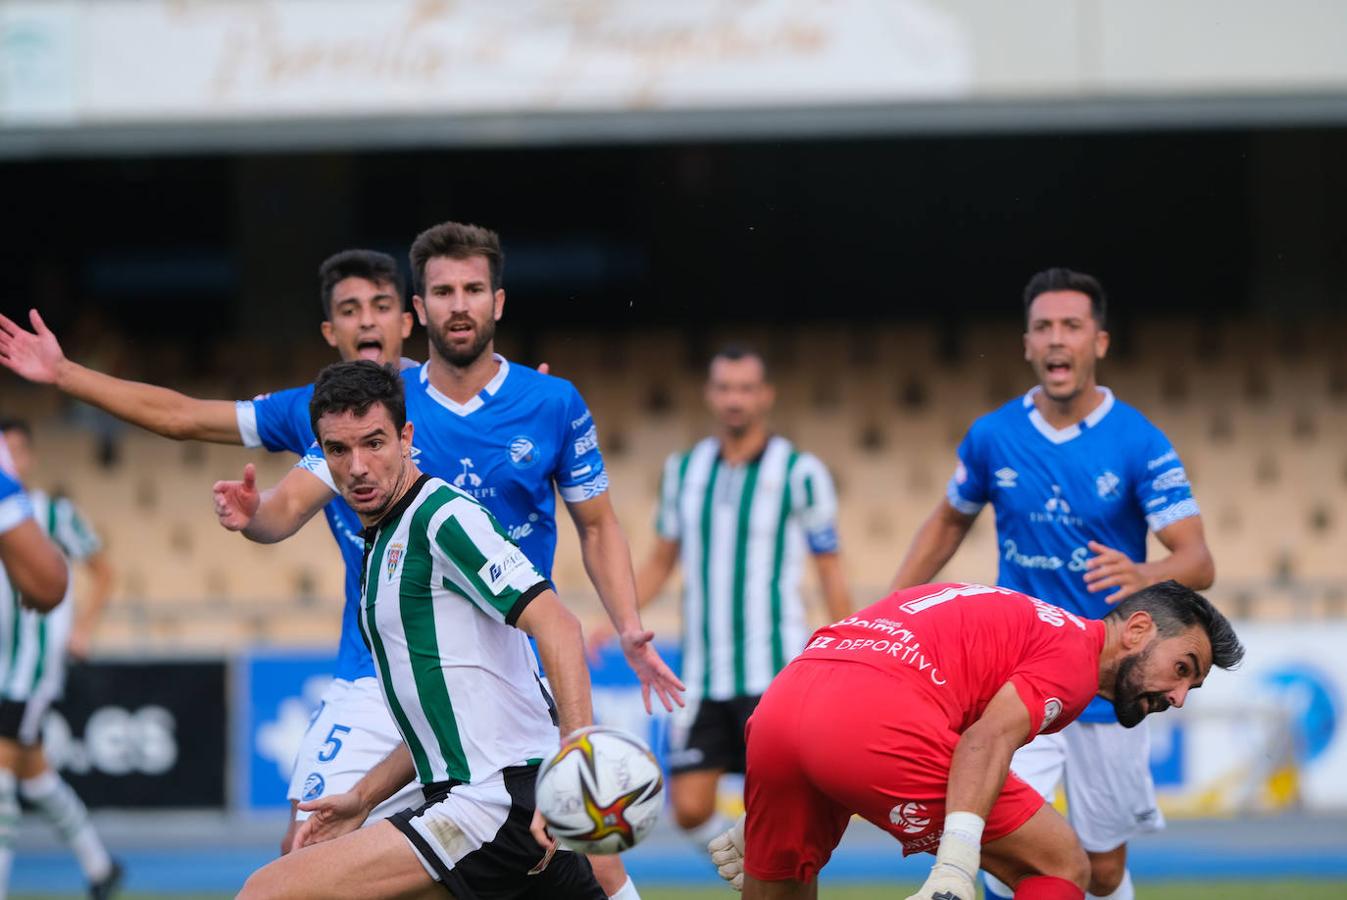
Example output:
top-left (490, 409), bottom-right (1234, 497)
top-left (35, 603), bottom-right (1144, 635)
top-left (234, 651), bottom-right (335, 812)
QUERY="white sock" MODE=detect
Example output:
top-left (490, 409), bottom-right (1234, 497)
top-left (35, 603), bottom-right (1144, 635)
top-left (983, 871), bottom-right (1014, 899)
top-left (0, 770), bottom-right (17, 899)
top-left (606, 875), bottom-right (641, 900)
top-left (20, 770), bottom-right (112, 882)
top-left (1088, 869), bottom-right (1134, 900)
top-left (683, 811), bottom-right (731, 848)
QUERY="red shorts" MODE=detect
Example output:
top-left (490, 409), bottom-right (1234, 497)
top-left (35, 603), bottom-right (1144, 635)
top-left (743, 659), bottom-right (1044, 883)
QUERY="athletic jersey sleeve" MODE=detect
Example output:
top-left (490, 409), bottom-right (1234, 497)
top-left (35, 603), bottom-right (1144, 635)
top-left (431, 496), bottom-right (551, 627)
top-left (235, 384), bottom-right (314, 453)
top-left (790, 452), bottom-right (840, 554)
top-left (553, 383), bottom-right (609, 504)
top-left (50, 497), bottom-right (101, 561)
top-left (0, 471), bottom-right (33, 536)
top-left (293, 442), bottom-right (338, 493)
top-left (1006, 605), bottom-right (1099, 738)
top-left (946, 423), bottom-right (989, 517)
top-left (1134, 427), bottom-right (1199, 533)
top-left (654, 452), bottom-right (684, 542)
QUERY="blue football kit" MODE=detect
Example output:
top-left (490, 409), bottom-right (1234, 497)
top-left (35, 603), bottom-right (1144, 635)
top-left (946, 386), bottom-right (1199, 722)
top-left (242, 355), bottom-right (608, 681)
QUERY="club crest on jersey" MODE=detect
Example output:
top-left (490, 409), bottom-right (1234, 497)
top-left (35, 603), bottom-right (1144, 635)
top-left (508, 435), bottom-right (539, 469)
top-left (386, 543), bottom-right (404, 581)
top-left (995, 467), bottom-right (1018, 488)
top-left (888, 801), bottom-right (932, 835)
top-left (1040, 697), bottom-right (1064, 733)
top-left (1095, 470), bottom-right (1122, 501)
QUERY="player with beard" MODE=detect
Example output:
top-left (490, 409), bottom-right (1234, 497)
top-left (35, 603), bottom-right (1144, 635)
top-left (706, 580), bottom-right (1243, 900)
top-left (888, 269), bottom-right (1216, 900)
top-left (215, 221), bottom-right (681, 900)
top-left (622, 345), bottom-right (851, 851)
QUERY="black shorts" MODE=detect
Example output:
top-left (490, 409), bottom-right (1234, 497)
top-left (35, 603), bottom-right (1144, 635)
top-left (388, 764), bottom-right (604, 900)
top-left (668, 695), bottom-right (762, 775)
top-left (0, 699), bottom-right (32, 745)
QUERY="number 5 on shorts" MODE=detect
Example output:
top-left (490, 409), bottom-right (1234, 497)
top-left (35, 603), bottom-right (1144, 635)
top-left (317, 724), bottom-right (352, 762)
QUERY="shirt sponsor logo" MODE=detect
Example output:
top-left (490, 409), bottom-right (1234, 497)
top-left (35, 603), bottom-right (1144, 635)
top-left (1147, 448), bottom-right (1179, 470)
top-left (451, 458), bottom-right (496, 499)
top-left (889, 801), bottom-right (932, 835)
top-left (573, 424), bottom-right (599, 457)
top-left (1029, 486), bottom-right (1084, 526)
top-left (479, 547), bottom-right (531, 593)
top-left (1040, 697), bottom-right (1063, 733)
top-left (1003, 540), bottom-right (1090, 573)
top-left (1151, 467), bottom-right (1189, 492)
top-left (807, 616), bottom-right (946, 685)
top-left (995, 467), bottom-right (1019, 488)
top-left (508, 435), bottom-right (539, 469)
top-left (570, 409), bottom-right (592, 430)
top-left (386, 543), bottom-right (404, 581)
top-left (1095, 470), bottom-right (1122, 501)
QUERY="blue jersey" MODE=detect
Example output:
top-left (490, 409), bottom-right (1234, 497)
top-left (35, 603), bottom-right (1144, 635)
top-left (0, 443), bottom-right (33, 536)
top-left (946, 387), bottom-right (1199, 722)
top-left (303, 356), bottom-right (608, 580)
top-left (238, 383), bottom-right (372, 680)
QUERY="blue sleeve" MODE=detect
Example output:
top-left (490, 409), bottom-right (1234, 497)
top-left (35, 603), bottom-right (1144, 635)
top-left (1134, 427), bottom-right (1199, 533)
top-left (946, 423), bottom-right (989, 516)
top-left (238, 384), bottom-right (315, 455)
top-left (0, 471), bottom-right (33, 535)
top-left (553, 383), bottom-right (609, 504)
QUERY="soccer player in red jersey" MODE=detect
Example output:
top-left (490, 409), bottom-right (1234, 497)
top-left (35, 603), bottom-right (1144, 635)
top-left (708, 580), bottom-right (1243, 900)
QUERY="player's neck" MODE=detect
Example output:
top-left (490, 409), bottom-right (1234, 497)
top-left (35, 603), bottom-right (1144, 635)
top-left (1033, 380), bottom-right (1104, 430)
top-left (1096, 617), bottom-right (1125, 700)
top-left (356, 461), bottom-right (424, 528)
top-left (718, 425), bottom-right (770, 464)
top-left (426, 345), bottom-right (500, 404)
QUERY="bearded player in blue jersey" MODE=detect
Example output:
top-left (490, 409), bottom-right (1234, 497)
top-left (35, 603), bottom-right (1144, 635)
top-left (212, 221), bottom-right (679, 900)
top-left (889, 268), bottom-right (1215, 900)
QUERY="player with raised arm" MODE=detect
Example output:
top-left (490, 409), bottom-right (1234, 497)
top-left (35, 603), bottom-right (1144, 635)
top-left (213, 221), bottom-right (680, 900)
top-left (0, 420), bottom-right (121, 899)
top-left (0, 250), bottom-right (423, 851)
top-left (889, 269), bottom-right (1215, 900)
top-left (238, 361), bottom-right (604, 899)
top-left (709, 580), bottom-right (1243, 900)
top-left (625, 345), bottom-right (850, 850)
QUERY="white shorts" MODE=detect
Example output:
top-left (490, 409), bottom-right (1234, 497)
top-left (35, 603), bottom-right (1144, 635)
top-left (389, 764), bottom-right (604, 899)
top-left (1010, 719), bottom-right (1165, 852)
top-left (287, 676), bottom-right (422, 822)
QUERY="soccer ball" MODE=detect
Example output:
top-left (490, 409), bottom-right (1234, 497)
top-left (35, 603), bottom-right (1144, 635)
top-left (534, 725), bottom-right (665, 855)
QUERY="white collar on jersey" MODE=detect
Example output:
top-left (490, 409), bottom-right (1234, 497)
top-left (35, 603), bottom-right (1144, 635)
top-left (419, 353), bottom-right (511, 417)
top-left (1022, 385), bottom-right (1115, 445)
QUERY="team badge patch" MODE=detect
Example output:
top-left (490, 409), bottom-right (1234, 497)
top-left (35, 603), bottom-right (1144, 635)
top-left (1040, 697), bottom-right (1063, 733)
top-left (386, 543), bottom-right (404, 581)
top-left (508, 435), bottom-right (539, 469)
top-left (302, 773), bottom-right (325, 802)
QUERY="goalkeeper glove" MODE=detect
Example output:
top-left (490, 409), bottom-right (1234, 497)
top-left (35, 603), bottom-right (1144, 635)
top-left (707, 814), bottom-right (746, 892)
top-left (905, 811), bottom-right (983, 900)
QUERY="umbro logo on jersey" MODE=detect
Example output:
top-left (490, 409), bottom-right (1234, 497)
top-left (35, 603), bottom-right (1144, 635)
top-left (994, 467), bottom-right (1018, 488)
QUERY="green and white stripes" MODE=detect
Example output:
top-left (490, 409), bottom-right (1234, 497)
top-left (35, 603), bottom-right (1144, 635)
top-left (658, 437), bottom-right (838, 701)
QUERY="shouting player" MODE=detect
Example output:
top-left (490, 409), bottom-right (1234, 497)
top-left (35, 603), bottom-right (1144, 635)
top-left (0, 250), bottom-right (426, 849)
top-left (0, 420), bottom-right (120, 899)
top-left (239, 361), bottom-right (604, 899)
top-left (629, 345), bottom-right (850, 849)
top-left (712, 581), bottom-right (1242, 900)
top-left (212, 221), bottom-right (679, 900)
top-left (890, 268), bottom-right (1215, 900)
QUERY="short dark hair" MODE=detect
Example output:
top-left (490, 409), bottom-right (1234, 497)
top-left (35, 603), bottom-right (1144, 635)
top-left (0, 418), bottom-right (32, 440)
top-left (308, 361), bottom-right (406, 438)
top-left (408, 221), bottom-right (504, 295)
top-left (710, 343), bottom-right (769, 381)
top-left (1023, 267), bottom-right (1107, 329)
top-left (318, 249), bottom-right (404, 320)
top-left (1106, 580), bottom-right (1244, 671)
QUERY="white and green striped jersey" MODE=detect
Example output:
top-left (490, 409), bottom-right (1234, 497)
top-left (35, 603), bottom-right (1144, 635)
top-left (657, 435), bottom-right (840, 701)
top-left (0, 491), bottom-right (94, 703)
top-left (359, 473), bottom-right (560, 787)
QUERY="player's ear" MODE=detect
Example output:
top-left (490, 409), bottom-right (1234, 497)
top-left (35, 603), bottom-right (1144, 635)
top-left (1095, 327), bottom-right (1110, 360)
top-left (400, 309), bottom-right (414, 339)
top-left (1122, 610), bottom-right (1154, 650)
top-left (320, 319), bottom-right (338, 349)
top-left (493, 289), bottom-right (506, 322)
top-left (1023, 330), bottom-right (1032, 362)
top-left (401, 420), bottom-right (415, 454)
top-left (412, 295), bottom-right (428, 326)
top-left (762, 382), bottom-right (776, 410)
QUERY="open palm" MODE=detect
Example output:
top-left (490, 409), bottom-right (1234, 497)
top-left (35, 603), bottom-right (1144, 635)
top-left (0, 309), bottom-right (65, 384)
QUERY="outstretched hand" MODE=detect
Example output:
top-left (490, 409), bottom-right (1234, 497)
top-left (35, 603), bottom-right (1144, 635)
top-left (619, 627), bottom-right (686, 714)
top-left (292, 790), bottom-right (370, 851)
top-left (1084, 540), bottom-right (1150, 602)
top-left (213, 463), bottom-right (260, 531)
top-left (0, 309), bottom-right (66, 384)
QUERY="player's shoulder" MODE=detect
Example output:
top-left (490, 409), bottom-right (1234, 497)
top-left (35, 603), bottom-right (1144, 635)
top-left (1100, 391), bottom-right (1172, 442)
top-left (506, 360), bottom-right (584, 401)
top-left (964, 393), bottom-right (1028, 440)
top-left (252, 380), bottom-right (315, 404)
